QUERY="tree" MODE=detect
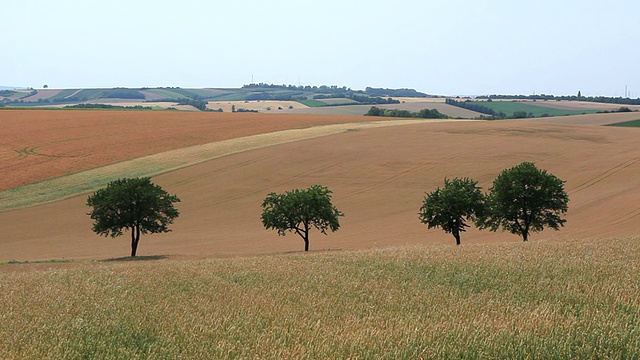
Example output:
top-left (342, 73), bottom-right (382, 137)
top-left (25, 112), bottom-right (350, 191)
top-left (418, 177), bottom-right (485, 245)
top-left (86, 177), bottom-right (180, 257)
top-left (479, 162), bottom-right (569, 242)
top-left (261, 185), bottom-right (344, 251)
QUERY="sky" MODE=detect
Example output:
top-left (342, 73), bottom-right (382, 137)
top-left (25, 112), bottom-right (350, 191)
top-left (3, 0), bottom-right (639, 97)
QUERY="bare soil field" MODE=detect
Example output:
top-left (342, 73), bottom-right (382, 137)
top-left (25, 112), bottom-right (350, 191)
top-left (1, 116), bottom-right (638, 262)
top-left (0, 110), bottom-right (383, 191)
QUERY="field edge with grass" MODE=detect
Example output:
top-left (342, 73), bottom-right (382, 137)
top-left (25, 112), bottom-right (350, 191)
top-left (1, 237), bottom-right (638, 359)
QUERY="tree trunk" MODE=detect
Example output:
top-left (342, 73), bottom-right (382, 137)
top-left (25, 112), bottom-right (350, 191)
top-left (453, 230), bottom-right (461, 246)
top-left (303, 222), bottom-right (310, 251)
top-left (131, 225), bottom-right (140, 257)
top-left (522, 232), bottom-right (529, 242)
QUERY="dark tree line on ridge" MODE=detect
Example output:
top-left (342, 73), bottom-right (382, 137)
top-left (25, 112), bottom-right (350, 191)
top-left (242, 83), bottom-right (429, 97)
top-left (365, 106), bottom-right (449, 119)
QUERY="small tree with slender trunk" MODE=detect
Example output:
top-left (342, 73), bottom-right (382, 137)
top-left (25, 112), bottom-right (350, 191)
top-left (418, 177), bottom-right (485, 245)
top-left (479, 162), bottom-right (569, 241)
top-left (261, 185), bottom-right (344, 251)
top-left (86, 177), bottom-right (180, 257)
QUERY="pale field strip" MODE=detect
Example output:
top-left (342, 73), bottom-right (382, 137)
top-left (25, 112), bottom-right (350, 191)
top-left (206, 100), bottom-right (309, 112)
top-left (0, 119), bottom-right (456, 212)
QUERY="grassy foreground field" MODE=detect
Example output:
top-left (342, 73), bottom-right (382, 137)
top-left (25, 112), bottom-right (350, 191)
top-left (1, 238), bottom-right (638, 359)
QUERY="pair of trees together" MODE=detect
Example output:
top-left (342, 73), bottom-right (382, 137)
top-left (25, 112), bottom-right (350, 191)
top-left (86, 162), bottom-right (567, 256)
top-left (418, 162), bottom-right (569, 244)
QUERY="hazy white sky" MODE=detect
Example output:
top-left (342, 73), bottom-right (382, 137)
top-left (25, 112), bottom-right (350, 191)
top-left (3, 0), bottom-right (639, 96)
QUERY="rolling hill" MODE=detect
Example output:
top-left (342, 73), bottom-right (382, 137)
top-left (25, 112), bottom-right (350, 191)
top-left (0, 111), bottom-right (638, 261)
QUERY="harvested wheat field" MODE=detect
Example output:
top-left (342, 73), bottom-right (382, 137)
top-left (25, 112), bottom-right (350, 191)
top-left (0, 110), bottom-right (389, 191)
top-left (0, 111), bottom-right (639, 262)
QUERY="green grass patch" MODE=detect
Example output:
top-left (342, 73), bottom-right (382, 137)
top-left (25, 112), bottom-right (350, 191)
top-left (0, 238), bottom-right (638, 358)
top-left (0, 90), bottom-right (33, 100)
top-left (314, 97), bottom-right (359, 105)
top-left (474, 101), bottom-right (600, 117)
top-left (143, 88), bottom-right (190, 99)
top-left (2, 259), bottom-right (71, 265)
top-left (298, 99), bottom-right (328, 107)
top-left (605, 119), bottom-right (640, 127)
top-left (47, 89), bottom-right (80, 101)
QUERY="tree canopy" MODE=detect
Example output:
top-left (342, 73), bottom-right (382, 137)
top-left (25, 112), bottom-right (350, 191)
top-left (479, 162), bottom-right (569, 241)
top-left (86, 177), bottom-right (180, 257)
top-left (418, 177), bottom-right (485, 245)
top-left (261, 185), bottom-right (344, 251)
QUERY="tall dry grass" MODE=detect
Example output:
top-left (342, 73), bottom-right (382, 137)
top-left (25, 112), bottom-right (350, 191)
top-left (0, 237), bottom-right (638, 358)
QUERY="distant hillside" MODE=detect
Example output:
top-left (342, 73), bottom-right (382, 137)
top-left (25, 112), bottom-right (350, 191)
top-left (0, 85), bottom-right (432, 111)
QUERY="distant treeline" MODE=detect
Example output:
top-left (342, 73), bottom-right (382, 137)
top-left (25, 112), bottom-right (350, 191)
top-left (477, 94), bottom-right (640, 106)
top-left (242, 83), bottom-right (429, 97)
top-left (364, 87), bottom-right (429, 97)
top-left (176, 98), bottom-right (208, 111)
top-left (446, 98), bottom-right (505, 118)
top-left (242, 90), bottom-right (401, 105)
top-left (313, 93), bottom-right (400, 105)
top-left (243, 83), bottom-right (354, 95)
top-left (365, 106), bottom-right (449, 119)
top-left (244, 92), bottom-right (308, 101)
top-left (64, 103), bottom-right (153, 110)
top-left (445, 98), bottom-right (542, 119)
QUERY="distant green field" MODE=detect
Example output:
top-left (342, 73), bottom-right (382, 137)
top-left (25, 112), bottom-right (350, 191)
top-left (180, 88), bottom-right (229, 98)
top-left (143, 88), bottom-right (189, 99)
top-left (314, 98), bottom-right (359, 106)
top-left (473, 101), bottom-right (599, 117)
top-left (47, 89), bottom-right (81, 101)
top-left (605, 119), bottom-right (640, 127)
top-left (298, 99), bottom-right (328, 107)
top-left (0, 90), bottom-right (33, 100)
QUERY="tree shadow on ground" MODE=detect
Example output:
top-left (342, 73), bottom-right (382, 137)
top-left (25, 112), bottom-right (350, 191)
top-left (102, 255), bottom-right (169, 262)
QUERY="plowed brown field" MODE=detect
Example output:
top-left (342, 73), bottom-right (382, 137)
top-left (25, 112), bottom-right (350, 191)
top-left (1, 112), bottom-right (639, 263)
top-left (0, 110), bottom-right (389, 190)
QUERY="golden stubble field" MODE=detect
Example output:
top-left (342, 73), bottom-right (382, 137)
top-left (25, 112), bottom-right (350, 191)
top-left (0, 110), bottom-right (639, 262)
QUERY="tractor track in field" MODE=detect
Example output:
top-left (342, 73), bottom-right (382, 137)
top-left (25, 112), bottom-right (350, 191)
top-left (571, 156), bottom-right (640, 194)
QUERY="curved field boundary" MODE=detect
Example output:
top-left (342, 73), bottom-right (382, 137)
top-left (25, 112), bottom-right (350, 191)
top-left (0, 119), bottom-right (457, 212)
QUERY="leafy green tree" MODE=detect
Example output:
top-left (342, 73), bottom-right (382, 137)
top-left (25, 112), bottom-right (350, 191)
top-left (261, 185), bottom-right (344, 251)
top-left (479, 162), bottom-right (569, 241)
top-left (418, 177), bottom-right (485, 245)
top-left (86, 177), bottom-right (180, 257)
